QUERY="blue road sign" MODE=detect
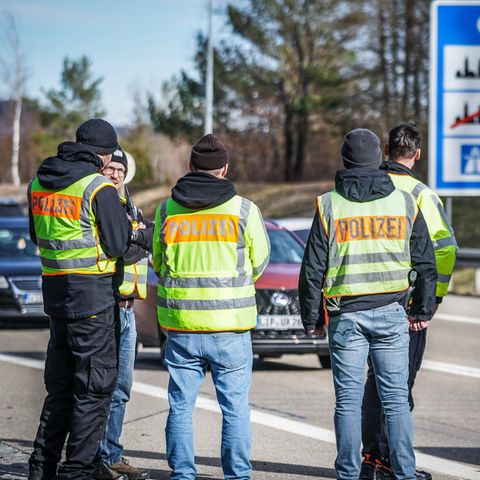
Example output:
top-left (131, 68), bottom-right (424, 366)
top-left (429, 1), bottom-right (480, 196)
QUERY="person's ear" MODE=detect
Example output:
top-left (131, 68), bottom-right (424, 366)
top-left (221, 163), bottom-right (229, 177)
top-left (414, 149), bottom-right (421, 162)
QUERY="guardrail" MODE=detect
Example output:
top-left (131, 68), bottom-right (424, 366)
top-left (456, 248), bottom-right (480, 268)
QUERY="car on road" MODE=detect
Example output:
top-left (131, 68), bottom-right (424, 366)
top-left (0, 216), bottom-right (48, 326)
top-left (273, 217), bottom-right (313, 243)
top-left (0, 198), bottom-right (24, 217)
top-left (135, 220), bottom-right (330, 368)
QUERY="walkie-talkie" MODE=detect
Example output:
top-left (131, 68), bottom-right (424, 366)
top-left (124, 185), bottom-right (139, 229)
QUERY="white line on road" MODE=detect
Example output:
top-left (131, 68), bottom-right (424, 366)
top-left (1, 353), bottom-right (479, 480)
top-left (422, 360), bottom-right (480, 379)
top-left (134, 381), bottom-right (480, 480)
top-left (435, 313), bottom-right (480, 325)
top-left (0, 353), bottom-right (45, 370)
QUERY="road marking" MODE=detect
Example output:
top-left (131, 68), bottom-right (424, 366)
top-left (1, 353), bottom-right (480, 479)
top-left (435, 313), bottom-right (480, 325)
top-left (422, 360), bottom-right (480, 379)
top-left (0, 354), bottom-right (45, 370)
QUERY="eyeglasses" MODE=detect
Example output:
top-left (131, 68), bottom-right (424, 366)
top-left (103, 166), bottom-right (126, 177)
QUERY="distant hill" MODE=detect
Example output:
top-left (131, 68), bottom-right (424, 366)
top-left (132, 181), bottom-right (333, 219)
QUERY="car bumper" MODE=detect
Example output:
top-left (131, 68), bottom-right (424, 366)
top-left (0, 303), bottom-right (49, 326)
top-left (251, 331), bottom-right (329, 355)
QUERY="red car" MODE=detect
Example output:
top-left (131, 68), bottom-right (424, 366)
top-left (135, 220), bottom-right (330, 368)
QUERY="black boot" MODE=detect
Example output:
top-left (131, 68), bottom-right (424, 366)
top-left (28, 462), bottom-right (57, 480)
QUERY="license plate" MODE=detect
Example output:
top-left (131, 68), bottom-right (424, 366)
top-left (23, 293), bottom-right (43, 304)
top-left (256, 315), bottom-right (303, 330)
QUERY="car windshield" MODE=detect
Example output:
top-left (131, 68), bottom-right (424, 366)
top-left (0, 204), bottom-right (24, 216)
top-left (0, 226), bottom-right (39, 260)
top-left (267, 229), bottom-right (305, 264)
top-left (293, 229), bottom-right (310, 243)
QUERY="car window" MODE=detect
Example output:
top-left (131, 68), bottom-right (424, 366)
top-left (267, 229), bottom-right (305, 264)
top-left (0, 227), bottom-right (39, 260)
top-left (293, 229), bottom-right (310, 243)
top-left (0, 203), bottom-right (24, 216)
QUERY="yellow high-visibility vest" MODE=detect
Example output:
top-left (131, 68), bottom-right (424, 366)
top-left (152, 195), bottom-right (270, 331)
top-left (29, 173), bottom-right (117, 276)
top-left (389, 172), bottom-right (457, 297)
top-left (119, 257), bottom-right (148, 299)
top-left (317, 188), bottom-right (417, 298)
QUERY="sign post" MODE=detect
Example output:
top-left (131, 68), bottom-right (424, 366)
top-left (429, 1), bottom-right (480, 197)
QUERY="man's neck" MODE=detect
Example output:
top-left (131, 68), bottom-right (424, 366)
top-left (393, 158), bottom-right (415, 170)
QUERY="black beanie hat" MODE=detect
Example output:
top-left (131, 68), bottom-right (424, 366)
top-left (341, 128), bottom-right (383, 169)
top-left (76, 119), bottom-right (119, 154)
top-left (190, 133), bottom-right (229, 170)
top-left (111, 147), bottom-right (128, 172)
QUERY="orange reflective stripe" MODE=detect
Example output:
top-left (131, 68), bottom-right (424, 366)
top-left (42, 268), bottom-right (116, 276)
top-left (334, 215), bottom-right (406, 243)
top-left (164, 214), bottom-right (239, 244)
top-left (31, 192), bottom-right (81, 220)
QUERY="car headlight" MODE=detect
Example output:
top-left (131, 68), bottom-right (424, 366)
top-left (0, 276), bottom-right (9, 289)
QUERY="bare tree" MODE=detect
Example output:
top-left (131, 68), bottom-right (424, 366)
top-left (0, 12), bottom-right (29, 186)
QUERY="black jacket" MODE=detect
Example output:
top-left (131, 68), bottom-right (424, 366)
top-left (299, 168), bottom-right (437, 330)
top-left (380, 159), bottom-right (422, 181)
top-left (171, 171), bottom-right (237, 209)
top-left (28, 142), bottom-right (132, 319)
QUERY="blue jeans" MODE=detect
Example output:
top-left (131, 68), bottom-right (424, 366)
top-left (328, 302), bottom-right (415, 480)
top-left (164, 331), bottom-right (253, 480)
top-left (98, 306), bottom-right (136, 465)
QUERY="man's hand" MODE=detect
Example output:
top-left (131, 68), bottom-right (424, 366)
top-left (132, 224), bottom-right (154, 250)
top-left (306, 325), bottom-right (326, 337)
top-left (407, 315), bottom-right (430, 331)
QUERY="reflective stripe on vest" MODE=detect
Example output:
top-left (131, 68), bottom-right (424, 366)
top-left (119, 257), bottom-right (148, 299)
top-left (29, 174), bottom-right (117, 276)
top-left (158, 275), bottom-right (253, 288)
top-left (318, 189), bottom-right (416, 298)
top-left (389, 172), bottom-right (458, 297)
top-left (156, 195), bottom-right (258, 331)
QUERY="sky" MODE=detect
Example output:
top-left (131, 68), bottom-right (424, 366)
top-left (0, 0), bottom-right (213, 127)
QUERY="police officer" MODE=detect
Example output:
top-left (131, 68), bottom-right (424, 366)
top-left (28, 119), bottom-right (132, 480)
top-left (94, 148), bottom-right (151, 480)
top-left (299, 129), bottom-right (437, 480)
top-left (360, 123), bottom-right (458, 480)
top-left (152, 134), bottom-right (270, 480)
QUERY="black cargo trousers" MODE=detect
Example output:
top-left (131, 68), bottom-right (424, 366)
top-left (360, 329), bottom-right (427, 461)
top-left (29, 305), bottom-right (119, 480)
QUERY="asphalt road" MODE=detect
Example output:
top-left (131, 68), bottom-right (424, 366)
top-left (0, 294), bottom-right (479, 480)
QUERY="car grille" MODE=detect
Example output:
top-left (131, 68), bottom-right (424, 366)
top-left (255, 289), bottom-right (300, 316)
top-left (11, 277), bottom-right (42, 292)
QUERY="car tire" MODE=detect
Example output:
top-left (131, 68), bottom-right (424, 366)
top-left (318, 354), bottom-right (331, 369)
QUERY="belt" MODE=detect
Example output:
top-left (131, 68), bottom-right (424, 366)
top-left (118, 299), bottom-right (134, 309)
